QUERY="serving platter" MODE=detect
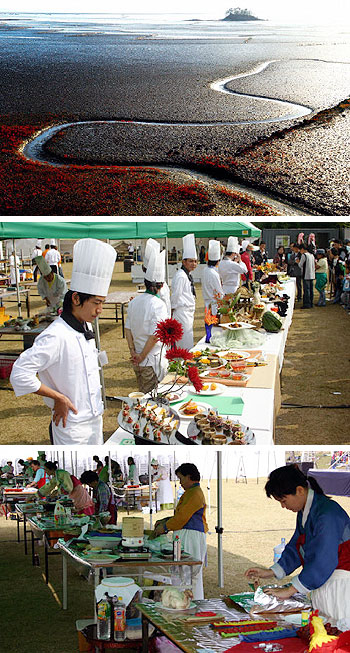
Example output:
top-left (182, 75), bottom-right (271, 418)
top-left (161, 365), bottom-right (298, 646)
top-left (219, 322), bottom-right (255, 331)
top-left (187, 417), bottom-right (255, 446)
top-left (216, 350), bottom-right (250, 361)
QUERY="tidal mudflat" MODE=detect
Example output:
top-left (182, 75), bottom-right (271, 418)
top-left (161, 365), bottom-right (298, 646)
top-left (1, 14), bottom-right (350, 214)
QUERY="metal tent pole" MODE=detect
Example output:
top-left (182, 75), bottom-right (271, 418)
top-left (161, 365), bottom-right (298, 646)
top-left (13, 239), bottom-right (22, 317)
top-left (165, 236), bottom-right (169, 284)
top-left (148, 451), bottom-right (153, 530)
top-left (217, 451), bottom-right (224, 588)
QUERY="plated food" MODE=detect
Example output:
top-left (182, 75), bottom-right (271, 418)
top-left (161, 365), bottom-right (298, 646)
top-left (202, 369), bottom-right (249, 383)
top-left (216, 351), bottom-right (250, 361)
top-left (176, 400), bottom-right (210, 419)
top-left (220, 322), bottom-right (255, 331)
top-left (188, 411), bottom-right (255, 445)
top-left (119, 399), bottom-right (180, 443)
top-left (187, 382), bottom-right (225, 396)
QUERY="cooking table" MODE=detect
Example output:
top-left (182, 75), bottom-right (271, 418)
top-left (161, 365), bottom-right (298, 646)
top-left (57, 539), bottom-right (202, 614)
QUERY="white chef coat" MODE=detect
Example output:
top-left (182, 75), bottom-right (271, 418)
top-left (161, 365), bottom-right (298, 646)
top-left (37, 274), bottom-right (68, 308)
top-left (9, 254), bottom-right (20, 285)
top-left (31, 247), bottom-right (42, 260)
top-left (125, 292), bottom-right (168, 380)
top-left (154, 465), bottom-right (174, 507)
top-left (201, 266), bottom-right (223, 315)
top-left (218, 257), bottom-right (247, 295)
top-left (45, 249), bottom-right (61, 268)
top-left (171, 268), bottom-right (196, 349)
top-left (159, 281), bottom-right (171, 317)
top-left (10, 317), bottom-right (104, 445)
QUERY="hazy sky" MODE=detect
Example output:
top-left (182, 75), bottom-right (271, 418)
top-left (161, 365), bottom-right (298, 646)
top-left (1, 0), bottom-right (350, 24)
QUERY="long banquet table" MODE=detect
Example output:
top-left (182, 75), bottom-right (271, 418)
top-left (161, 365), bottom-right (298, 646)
top-left (106, 279), bottom-right (296, 447)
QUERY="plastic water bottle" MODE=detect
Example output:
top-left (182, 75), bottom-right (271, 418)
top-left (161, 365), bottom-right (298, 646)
top-left (173, 535), bottom-right (181, 561)
top-left (273, 537), bottom-right (286, 563)
top-left (113, 596), bottom-right (126, 641)
top-left (97, 593), bottom-right (112, 641)
top-left (54, 501), bottom-right (66, 527)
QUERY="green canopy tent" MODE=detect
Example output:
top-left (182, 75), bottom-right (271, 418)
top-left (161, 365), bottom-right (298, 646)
top-left (0, 220), bottom-right (261, 239)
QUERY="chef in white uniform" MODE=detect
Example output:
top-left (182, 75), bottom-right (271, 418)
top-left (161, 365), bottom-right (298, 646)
top-left (151, 458), bottom-right (174, 510)
top-left (10, 238), bottom-right (116, 446)
top-left (31, 240), bottom-right (42, 282)
top-left (171, 234), bottom-right (197, 349)
top-left (143, 238), bottom-right (171, 317)
top-left (126, 249), bottom-right (168, 393)
top-left (36, 256), bottom-right (67, 311)
top-left (45, 239), bottom-right (61, 274)
top-left (218, 236), bottom-right (247, 296)
top-left (202, 240), bottom-right (223, 316)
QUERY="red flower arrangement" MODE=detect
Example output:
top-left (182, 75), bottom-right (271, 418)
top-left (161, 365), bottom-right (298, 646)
top-left (166, 348), bottom-right (193, 362)
top-left (187, 366), bottom-right (204, 393)
top-left (155, 318), bottom-right (183, 346)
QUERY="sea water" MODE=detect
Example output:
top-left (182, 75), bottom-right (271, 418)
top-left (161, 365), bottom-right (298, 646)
top-left (0, 12), bottom-right (349, 43)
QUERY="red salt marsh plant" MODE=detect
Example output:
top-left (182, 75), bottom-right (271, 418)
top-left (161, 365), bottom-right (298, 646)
top-left (0, 116), bottom-right (283, 215)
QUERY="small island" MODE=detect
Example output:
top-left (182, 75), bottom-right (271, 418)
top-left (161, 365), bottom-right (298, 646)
top-left (222, 7), bottom-right (262, 21)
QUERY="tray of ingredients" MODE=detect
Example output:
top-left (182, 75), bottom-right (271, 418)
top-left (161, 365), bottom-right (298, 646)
top-left (186, 410), bottom-right (255, 445)
top-left (118, 398), bottom-right (195, 445)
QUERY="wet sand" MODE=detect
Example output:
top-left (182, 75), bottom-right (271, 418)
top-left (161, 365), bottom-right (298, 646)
top-left (1, 26), bottom-right (350, 214)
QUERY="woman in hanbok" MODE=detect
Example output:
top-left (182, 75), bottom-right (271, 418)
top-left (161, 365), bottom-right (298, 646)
top-left (245, 465), bottom-right (350, 621)
top-left (37, 461), bottom-right (95, 516)
top-left (153, 463), bottom-right (207, 600)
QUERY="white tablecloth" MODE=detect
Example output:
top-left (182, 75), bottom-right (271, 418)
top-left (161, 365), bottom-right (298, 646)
top-left (106, 280), bottom-right (296, 447)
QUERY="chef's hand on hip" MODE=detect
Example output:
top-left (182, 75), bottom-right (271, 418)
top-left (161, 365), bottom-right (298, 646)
top-left (53, 395), bottom-right (78, 427)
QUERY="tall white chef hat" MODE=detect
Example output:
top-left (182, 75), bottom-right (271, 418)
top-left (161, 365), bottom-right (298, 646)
top-left (182, 234), bottom-right (197, 260)
top-left (36, 240), bottom-right (42, 248)
top-left (71, 238), bottom-right (116, 296)
top-left (35, 255), bottom-right (52, 277)
top-left (145, 249), bottom-right (165, 283)
top-left (208, 240), bottom-right (221, 261)
top-left (50, 239), bottom-right (56, 246)
top-left (227, 236), bottom-right (239, 254)
top-left (144, 238), bottom-right (160, 269)
top-left (241, 239), bottom-right (253, 252)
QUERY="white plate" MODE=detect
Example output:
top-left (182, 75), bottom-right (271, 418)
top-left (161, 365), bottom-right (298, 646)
top-left (175, 401), bottom-right (211, 420)
top-left (155, 601), bottom-right (196, 612)
top-left (283, 614), bottom-right (326, 626)
top-left (201, 370), bottom-right (249, 383)
top-left (216, 350), bottom-right (251, 361)
top-left (220, 322), bottom-right (255, 331)
top-left (187, 382), bottom-right (225, 396)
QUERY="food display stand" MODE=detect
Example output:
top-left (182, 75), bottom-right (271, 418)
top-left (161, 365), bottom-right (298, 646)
top-left (57, 539), bottom-right (202, 614)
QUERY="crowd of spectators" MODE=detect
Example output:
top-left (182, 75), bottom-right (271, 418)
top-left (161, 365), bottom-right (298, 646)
top-left (251, 237), bottom-right (350, 311)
